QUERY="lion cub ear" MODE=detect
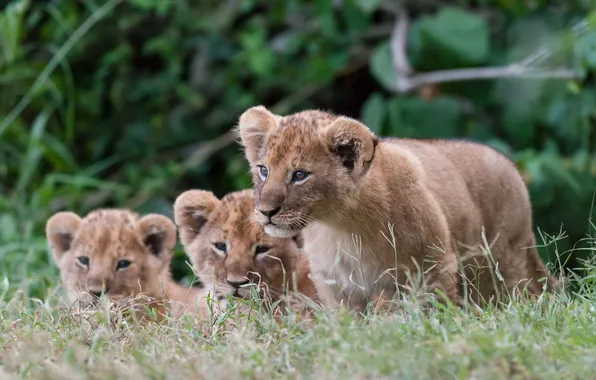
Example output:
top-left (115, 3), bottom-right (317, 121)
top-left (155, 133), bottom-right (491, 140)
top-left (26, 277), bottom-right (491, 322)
top-left (174, 190), bottom-right (220, 248)
top-left (321, 117), bottom-right (377, 179)
top-left (237, 105), bottom-right (280, 165)
top-left (46, 212), bottom-right (83, 265)
top-left (136, 214), bottom-right (177, 269)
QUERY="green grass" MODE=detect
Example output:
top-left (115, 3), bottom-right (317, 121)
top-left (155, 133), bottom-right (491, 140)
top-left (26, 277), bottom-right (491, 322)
top-left (0, 198), bottom-right (594, 379)
top-left (0, 263), bottom-right (595, 379)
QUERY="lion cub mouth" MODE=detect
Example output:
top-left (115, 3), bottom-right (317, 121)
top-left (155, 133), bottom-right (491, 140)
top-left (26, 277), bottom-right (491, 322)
top-left (263, 223), bottom-right (300, 239)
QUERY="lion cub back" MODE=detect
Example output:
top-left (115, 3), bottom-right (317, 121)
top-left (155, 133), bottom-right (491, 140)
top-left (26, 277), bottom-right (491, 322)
top-left (386, 138), bottom-right (560, 301)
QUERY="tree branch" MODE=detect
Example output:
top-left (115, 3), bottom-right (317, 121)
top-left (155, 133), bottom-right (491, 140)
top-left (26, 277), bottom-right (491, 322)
top-left (389, 8), bottom-right (580, 93)
top-left (399, 66), bottom-right (577, 92)
top-left (390, 4), bottom-right (411, 79)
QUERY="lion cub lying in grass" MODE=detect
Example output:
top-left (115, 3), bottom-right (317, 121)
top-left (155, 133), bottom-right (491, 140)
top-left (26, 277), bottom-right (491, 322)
top-left (174, 189), bottom-right (318, 308)
top-left (238, 106), bottom-right (560, 311)
top-left (46, 209), bottom-right (215, 321)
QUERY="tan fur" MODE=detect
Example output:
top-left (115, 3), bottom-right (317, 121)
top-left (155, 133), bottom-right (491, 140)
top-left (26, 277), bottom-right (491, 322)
top-left (173, 189), bottom-right (318, 304)
top-left (46, 209), bottom-right (215, 320)
top-left (237, 106), bottom-right (561, 311)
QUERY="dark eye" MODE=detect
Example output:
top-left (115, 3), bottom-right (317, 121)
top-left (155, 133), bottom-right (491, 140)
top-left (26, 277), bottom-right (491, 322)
top-left (214, 242), bottom-right (227, 253)
top-left (116, 260), bottom-right (131, 270)
top-left (78, 256), bottom-right (89, 266)
top-left (255, 245), bottom-right (270, 255)
top-left (258, 165), bottom-right (268, 180)
top-left (291, 170), bottom-right (309, 183)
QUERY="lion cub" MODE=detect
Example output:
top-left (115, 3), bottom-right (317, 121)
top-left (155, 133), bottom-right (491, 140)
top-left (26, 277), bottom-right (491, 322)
top-left (46, 209), bottom-right (213, 320)
top-left (173, 189), bottom-right (317, 304)
top-left (237, 106), bottom-right (560, 311)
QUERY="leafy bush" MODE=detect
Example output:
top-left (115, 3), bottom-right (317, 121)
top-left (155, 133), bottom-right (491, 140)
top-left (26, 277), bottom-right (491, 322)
top-left (0, 0), bottom-right (595, 297)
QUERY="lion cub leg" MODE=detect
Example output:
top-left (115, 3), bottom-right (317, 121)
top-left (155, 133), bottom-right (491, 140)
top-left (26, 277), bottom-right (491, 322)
top-left (309, 270), bottom-right (342, 309)
top-left (495, 231), bottom-right (560, 301)
top-left (420, 250), bottom-right (462, 307)
top-left (432, 259), bottom-right (461, 301)
top-left (369, 251), bottom-right (460, 314)
top-left (405, 195), bottom-right (462, 307)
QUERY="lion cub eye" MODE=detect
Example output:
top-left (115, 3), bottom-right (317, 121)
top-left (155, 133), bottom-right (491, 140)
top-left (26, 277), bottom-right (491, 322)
top-left (214, 242), bottom-right (227, 254)
top-left (77, 256), bottom-right (90, 267)
top-left (291, 170), bottom-right (309, 184)
top-left (116, 260), bottom-right (132, 271)
top-left (257, 165), bottom-right (269, 180)
top-left (255, 245), bottom-right (271, 255)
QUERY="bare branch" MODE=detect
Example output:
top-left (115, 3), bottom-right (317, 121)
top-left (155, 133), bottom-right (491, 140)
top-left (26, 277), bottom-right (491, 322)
top-left (389, 8), bottom-right (580, 93)
top-left (389, 5), bottom-right (411, 78)
top-left (398, 66), bottom-right (577, 93)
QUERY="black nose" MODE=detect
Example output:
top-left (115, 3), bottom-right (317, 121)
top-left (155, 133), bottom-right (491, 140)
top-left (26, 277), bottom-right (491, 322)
top-left (227, 279), bottom-right (249, 289)
top-left (89, 289), bottom-right (108, 298)
top-left (259, 207), bottom-right (281, 219)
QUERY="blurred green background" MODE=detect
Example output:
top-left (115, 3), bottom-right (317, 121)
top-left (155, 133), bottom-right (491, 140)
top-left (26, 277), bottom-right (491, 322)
top-left (1, 0), bottom-right (595, 299)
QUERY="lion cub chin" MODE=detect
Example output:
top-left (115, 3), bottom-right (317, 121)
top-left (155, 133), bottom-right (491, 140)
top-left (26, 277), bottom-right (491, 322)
top-left (173, 189), bottom-right (318, 307)
top-left (237, 106), bottom-right (560, 311)
top-left (46, 209), bottom-right (216, 321)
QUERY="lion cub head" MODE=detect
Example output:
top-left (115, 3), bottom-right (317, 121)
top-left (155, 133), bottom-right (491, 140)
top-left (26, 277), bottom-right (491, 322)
top-left (237, 106), bottom-right (377, 238)
top-left (46, 209), bottom-right (177, 308)
top-left (174, 189), bottom-right (310, 300)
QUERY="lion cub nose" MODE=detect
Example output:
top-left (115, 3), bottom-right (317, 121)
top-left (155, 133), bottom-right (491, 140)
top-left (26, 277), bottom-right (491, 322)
top-left (259, 207), bottom-right (281, 219)
top-left (227, 279), bottom-right (249, 289)
top-left (88, 288), bottom-right (109, 298)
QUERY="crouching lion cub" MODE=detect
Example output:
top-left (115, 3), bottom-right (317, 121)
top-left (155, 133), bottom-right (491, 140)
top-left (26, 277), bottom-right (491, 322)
top-left (173, 189), bottom-right (318, 305)
top-left (237, 106), bottom-right (560, 311)
top-left (46, 209), bottom-right (215, 320)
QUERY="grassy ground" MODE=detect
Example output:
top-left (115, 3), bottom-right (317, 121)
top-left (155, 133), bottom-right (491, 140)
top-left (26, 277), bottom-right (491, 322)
top-left (1, 266), bottom-right (595, 380)
top-left (1, 201), bottom-right (593, 379)
top-left (1, 185), bottom-right (593, 379)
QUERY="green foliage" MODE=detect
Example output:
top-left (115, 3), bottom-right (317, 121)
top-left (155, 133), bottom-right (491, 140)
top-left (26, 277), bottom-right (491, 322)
top-left (0, 0), bottom-right (595, 298)
top-left (416, 7), bottom-right (490, 68)
top-left (370, 42), bottom-right (396, 91)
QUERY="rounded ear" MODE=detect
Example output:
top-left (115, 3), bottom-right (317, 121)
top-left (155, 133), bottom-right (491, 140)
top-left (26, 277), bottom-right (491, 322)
top-left (321, 116), bottom-right (377, 179)
top-left (46, 212), bottom-right (82, 265)
top-left (236, 105), bottom-right (280, 165)
top-left (173, 190), bottom-right (220, 248)
top-left (136, 214), bottom-right (177, 269)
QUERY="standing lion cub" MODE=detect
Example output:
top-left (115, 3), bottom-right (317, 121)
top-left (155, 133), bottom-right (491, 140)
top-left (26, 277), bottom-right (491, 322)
top-left (237, 106), bottom-right (560, 311)
top-left (46, 209), bottom-right (215, 320)
top-left (173, 189), bottom-right (318, 304)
